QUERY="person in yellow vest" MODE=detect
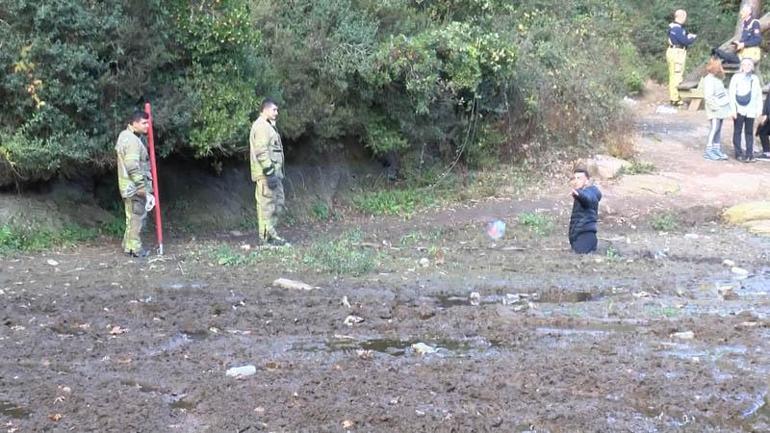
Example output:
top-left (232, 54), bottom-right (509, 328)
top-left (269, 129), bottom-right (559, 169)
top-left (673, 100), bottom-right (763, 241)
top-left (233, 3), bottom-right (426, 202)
top-left (735, 6), bottom-right (762, 64)
top-left (250, 98), bottom-right (289, 246)
top-left (115, 110), bottom-right (154, 257)
top-left (667, 9), bottom-right (697, 106)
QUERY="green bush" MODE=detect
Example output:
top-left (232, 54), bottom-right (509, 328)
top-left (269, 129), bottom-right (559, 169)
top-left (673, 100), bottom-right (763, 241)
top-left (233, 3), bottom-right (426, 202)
top-left (0, 0), bottom-right (737, 186)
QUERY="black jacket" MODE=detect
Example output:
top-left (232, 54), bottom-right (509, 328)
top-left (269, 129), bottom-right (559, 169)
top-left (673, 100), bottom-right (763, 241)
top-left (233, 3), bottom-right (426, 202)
top-left (569, 185), bottom-right (602, 241)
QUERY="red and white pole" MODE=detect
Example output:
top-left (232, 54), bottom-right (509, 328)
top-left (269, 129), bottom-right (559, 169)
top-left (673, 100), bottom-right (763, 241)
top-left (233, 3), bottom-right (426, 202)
top-left (144, 102), bottom-right (164, 255)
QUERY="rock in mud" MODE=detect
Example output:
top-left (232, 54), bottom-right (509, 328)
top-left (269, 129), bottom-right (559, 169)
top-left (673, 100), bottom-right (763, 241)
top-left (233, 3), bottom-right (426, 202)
top-left (582, 154), bottom-right (632, 180)
top-left (272, 278), bottom-right (316, 291)
top-left (412, 342), bottom-right (438, 355)
top-left (419, 258), bottom-right (430, 268)
top-left (226, 365), bottom-right (257, 378)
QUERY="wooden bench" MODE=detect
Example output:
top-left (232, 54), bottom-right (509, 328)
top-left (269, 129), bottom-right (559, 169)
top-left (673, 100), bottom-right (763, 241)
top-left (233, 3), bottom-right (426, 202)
top-left (677, 63), bottom-right (740, 111)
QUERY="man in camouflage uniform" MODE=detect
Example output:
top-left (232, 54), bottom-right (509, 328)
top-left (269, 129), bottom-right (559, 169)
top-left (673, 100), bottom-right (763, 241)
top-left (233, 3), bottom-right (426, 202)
top-left (250, 98), bottom-right (288, 246)
top-left (115, 110), bottom-right (154, 257)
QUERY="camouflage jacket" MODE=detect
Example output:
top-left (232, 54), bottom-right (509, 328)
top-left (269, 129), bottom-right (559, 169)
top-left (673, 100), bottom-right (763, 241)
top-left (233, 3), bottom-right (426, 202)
top-left (249, 116), bottom-right (284, 181)
top-left (115, 127), bottom-right (152, 198)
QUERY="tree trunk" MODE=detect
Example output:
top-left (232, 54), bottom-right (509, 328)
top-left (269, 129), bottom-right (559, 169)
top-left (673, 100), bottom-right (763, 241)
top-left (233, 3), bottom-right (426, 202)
top-left (680, 0), bottom-right (764, 87)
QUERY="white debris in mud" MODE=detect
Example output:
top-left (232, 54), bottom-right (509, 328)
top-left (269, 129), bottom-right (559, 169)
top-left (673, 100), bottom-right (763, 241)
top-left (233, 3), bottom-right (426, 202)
top-left (684, 233), bottom-right (699, 239)
top-left (723, 259), bottom-right (736, 267)
top-left (731, 267), bottom-right (750, 277)
top-left (469, 292), bottom-right (481, 306)
top-left (272, 278), bottom-right (316, 291)
top-left (343, 315), bottom-right (364, 326)
top-left (419, 258), bottom-right (430, 268)
top-left (412, 342), bottom-right (438, 355)
top-left (226, 365), bottom-right (257, 378)
top-left (670, 331), bottom-right (695, 340)
top-left (46, 259), bottom-right (59, 266)
top-left (655, 105), bottom-right (678, 115)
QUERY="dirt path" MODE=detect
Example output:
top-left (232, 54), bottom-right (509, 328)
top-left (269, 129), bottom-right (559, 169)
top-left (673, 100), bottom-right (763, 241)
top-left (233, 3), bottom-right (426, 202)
top-left (2, 88), bottom-right (770, 433)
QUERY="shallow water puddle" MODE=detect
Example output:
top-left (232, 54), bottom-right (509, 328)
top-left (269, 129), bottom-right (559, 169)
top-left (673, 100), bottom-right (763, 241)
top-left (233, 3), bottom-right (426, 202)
top-left (0, 400), bottom-right (31, 419)
top-left (435, 290), bottom-right (594, 308)
top-left (146, 331), bottom-right (208, 356)
top-left (293, 336), bottom-right (497, 357)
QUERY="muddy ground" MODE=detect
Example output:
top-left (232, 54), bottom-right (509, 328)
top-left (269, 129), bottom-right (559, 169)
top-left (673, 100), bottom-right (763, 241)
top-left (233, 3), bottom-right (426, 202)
top-left (2, 94), bottom-right (770, 432)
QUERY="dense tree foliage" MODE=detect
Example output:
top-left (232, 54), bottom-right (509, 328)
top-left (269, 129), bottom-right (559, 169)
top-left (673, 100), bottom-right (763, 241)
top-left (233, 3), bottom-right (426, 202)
top-left (0, 0), bottom-right (738, 185)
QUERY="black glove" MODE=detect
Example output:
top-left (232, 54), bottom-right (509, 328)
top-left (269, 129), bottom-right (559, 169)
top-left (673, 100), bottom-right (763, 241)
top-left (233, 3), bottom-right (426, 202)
top-left (266, 173), bottom-right (279, 189)
top-left (263, 165), bottom-right (279, 189)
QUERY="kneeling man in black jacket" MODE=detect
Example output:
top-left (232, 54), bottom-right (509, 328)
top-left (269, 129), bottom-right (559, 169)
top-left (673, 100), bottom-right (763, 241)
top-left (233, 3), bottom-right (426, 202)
top-left (569, 168), bottom-right (602, 254)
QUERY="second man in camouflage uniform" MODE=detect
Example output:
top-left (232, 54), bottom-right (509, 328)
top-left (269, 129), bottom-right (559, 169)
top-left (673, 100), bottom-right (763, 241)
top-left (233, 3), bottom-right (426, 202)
top-left (250, 98), bottom-right (288, 246)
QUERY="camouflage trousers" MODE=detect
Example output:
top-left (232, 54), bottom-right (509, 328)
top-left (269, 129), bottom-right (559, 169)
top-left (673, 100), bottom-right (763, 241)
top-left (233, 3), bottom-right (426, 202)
top-left (122, 196), bottom-right (147, 253)
top-left (255, 177), bottom-right (285, 241)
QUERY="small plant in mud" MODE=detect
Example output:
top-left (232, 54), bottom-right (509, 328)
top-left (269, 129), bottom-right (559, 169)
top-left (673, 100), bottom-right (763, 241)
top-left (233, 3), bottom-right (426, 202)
top-left (302, 229), bottom-right (378, 276)
top-left (517, 212), bottom-right (554, 236)
top-left (606, 246), bottom-right (621, 262)
top-left (311, 201), bottom-right (331, 220)
top-left (620, 161), bottom-right (656, 176)
top-left (650, 213), bottom-right (679, 232)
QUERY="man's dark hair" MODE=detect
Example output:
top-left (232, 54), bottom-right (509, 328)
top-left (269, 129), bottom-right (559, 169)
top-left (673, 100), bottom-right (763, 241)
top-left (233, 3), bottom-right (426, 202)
top-left (574, 168), bottom-right (590, 179)
top-left (128, 110), bottom-right (149, 124)
top-left (260, 98), bottom-right (278, 112)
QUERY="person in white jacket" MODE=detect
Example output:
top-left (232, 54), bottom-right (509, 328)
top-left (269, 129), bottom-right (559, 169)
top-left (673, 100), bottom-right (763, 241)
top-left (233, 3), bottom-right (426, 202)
top-left (702, 58), bottom-right (730, 160)
top-left (728, 58), bottom-right (763, 162)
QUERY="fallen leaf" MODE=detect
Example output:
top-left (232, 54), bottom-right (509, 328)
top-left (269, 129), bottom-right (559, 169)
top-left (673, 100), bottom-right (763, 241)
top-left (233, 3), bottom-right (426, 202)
top-left (342, 420), bottom-right (355, 429)
top-left (48, 413), bottom-right (63, 422)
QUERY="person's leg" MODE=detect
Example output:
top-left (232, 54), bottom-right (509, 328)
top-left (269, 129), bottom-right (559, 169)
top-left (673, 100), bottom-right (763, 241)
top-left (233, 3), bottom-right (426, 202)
top-left (125, 196), bottom-right (146, 254)
top-left (745, 117), bottom-right (755, 159)
top-left (705, 119), bottom-right (719, 159)
top-left (571, 232), bottom-right (598, 254)
top-left (713, 119), bottom-right (728, 159)
top-left (667, 49), bottom-right (685, 104)
top-left (255, 177), bottom-right (276, 242)
top-left (734, 115), bottom-right (746, 159)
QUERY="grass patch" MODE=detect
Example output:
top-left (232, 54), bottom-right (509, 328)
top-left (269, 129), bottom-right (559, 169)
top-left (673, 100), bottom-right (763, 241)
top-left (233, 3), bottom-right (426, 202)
top-left (517, 212), bottom-right (554, 236)
top-left (0, 224), bottom-right (98, 254)
top-left (207, 229), bottom-right (378, 276)
top-left (650, 212), bottom-right (679, 232)
top-left (302, 229), bottom-right (377, 276)
top-left (352, 188), bottom-right (436, 216)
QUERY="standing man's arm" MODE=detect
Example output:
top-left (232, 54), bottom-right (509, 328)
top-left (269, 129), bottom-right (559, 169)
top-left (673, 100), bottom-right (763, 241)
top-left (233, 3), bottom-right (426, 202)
top-left (573, 187), bottom-right (600, 208)
top-left (123, 139), bottom-right (146, 197)
top-left (250, 123), bottom-right (274, 181)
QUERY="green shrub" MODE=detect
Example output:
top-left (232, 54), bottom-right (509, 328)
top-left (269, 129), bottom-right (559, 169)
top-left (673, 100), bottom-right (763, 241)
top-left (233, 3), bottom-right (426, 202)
top-left (0, 224), bottom-right (98, 254)
top-left (650, 213), bottom-right (679, 232)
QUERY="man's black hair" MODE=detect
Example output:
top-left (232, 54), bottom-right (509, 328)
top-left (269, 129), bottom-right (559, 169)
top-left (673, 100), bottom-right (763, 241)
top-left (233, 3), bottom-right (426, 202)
top-left (128, 110), bottom-right (149, 124)
top-left (574, 168), bottom-right (590, 179)
top-left (260, 98), bottom-right (278, 112)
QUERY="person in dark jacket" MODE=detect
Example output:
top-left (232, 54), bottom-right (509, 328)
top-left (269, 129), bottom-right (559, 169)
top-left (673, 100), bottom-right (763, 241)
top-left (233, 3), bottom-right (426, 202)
top-left (569, 168), bottom-right (602, 254)
top-left (756, 89), bottom-right (770, 161)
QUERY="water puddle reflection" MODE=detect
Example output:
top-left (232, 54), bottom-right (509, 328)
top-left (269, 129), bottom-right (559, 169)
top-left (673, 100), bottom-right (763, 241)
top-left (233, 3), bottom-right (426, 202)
top-left (0, 400), bottom-right (31, 419)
